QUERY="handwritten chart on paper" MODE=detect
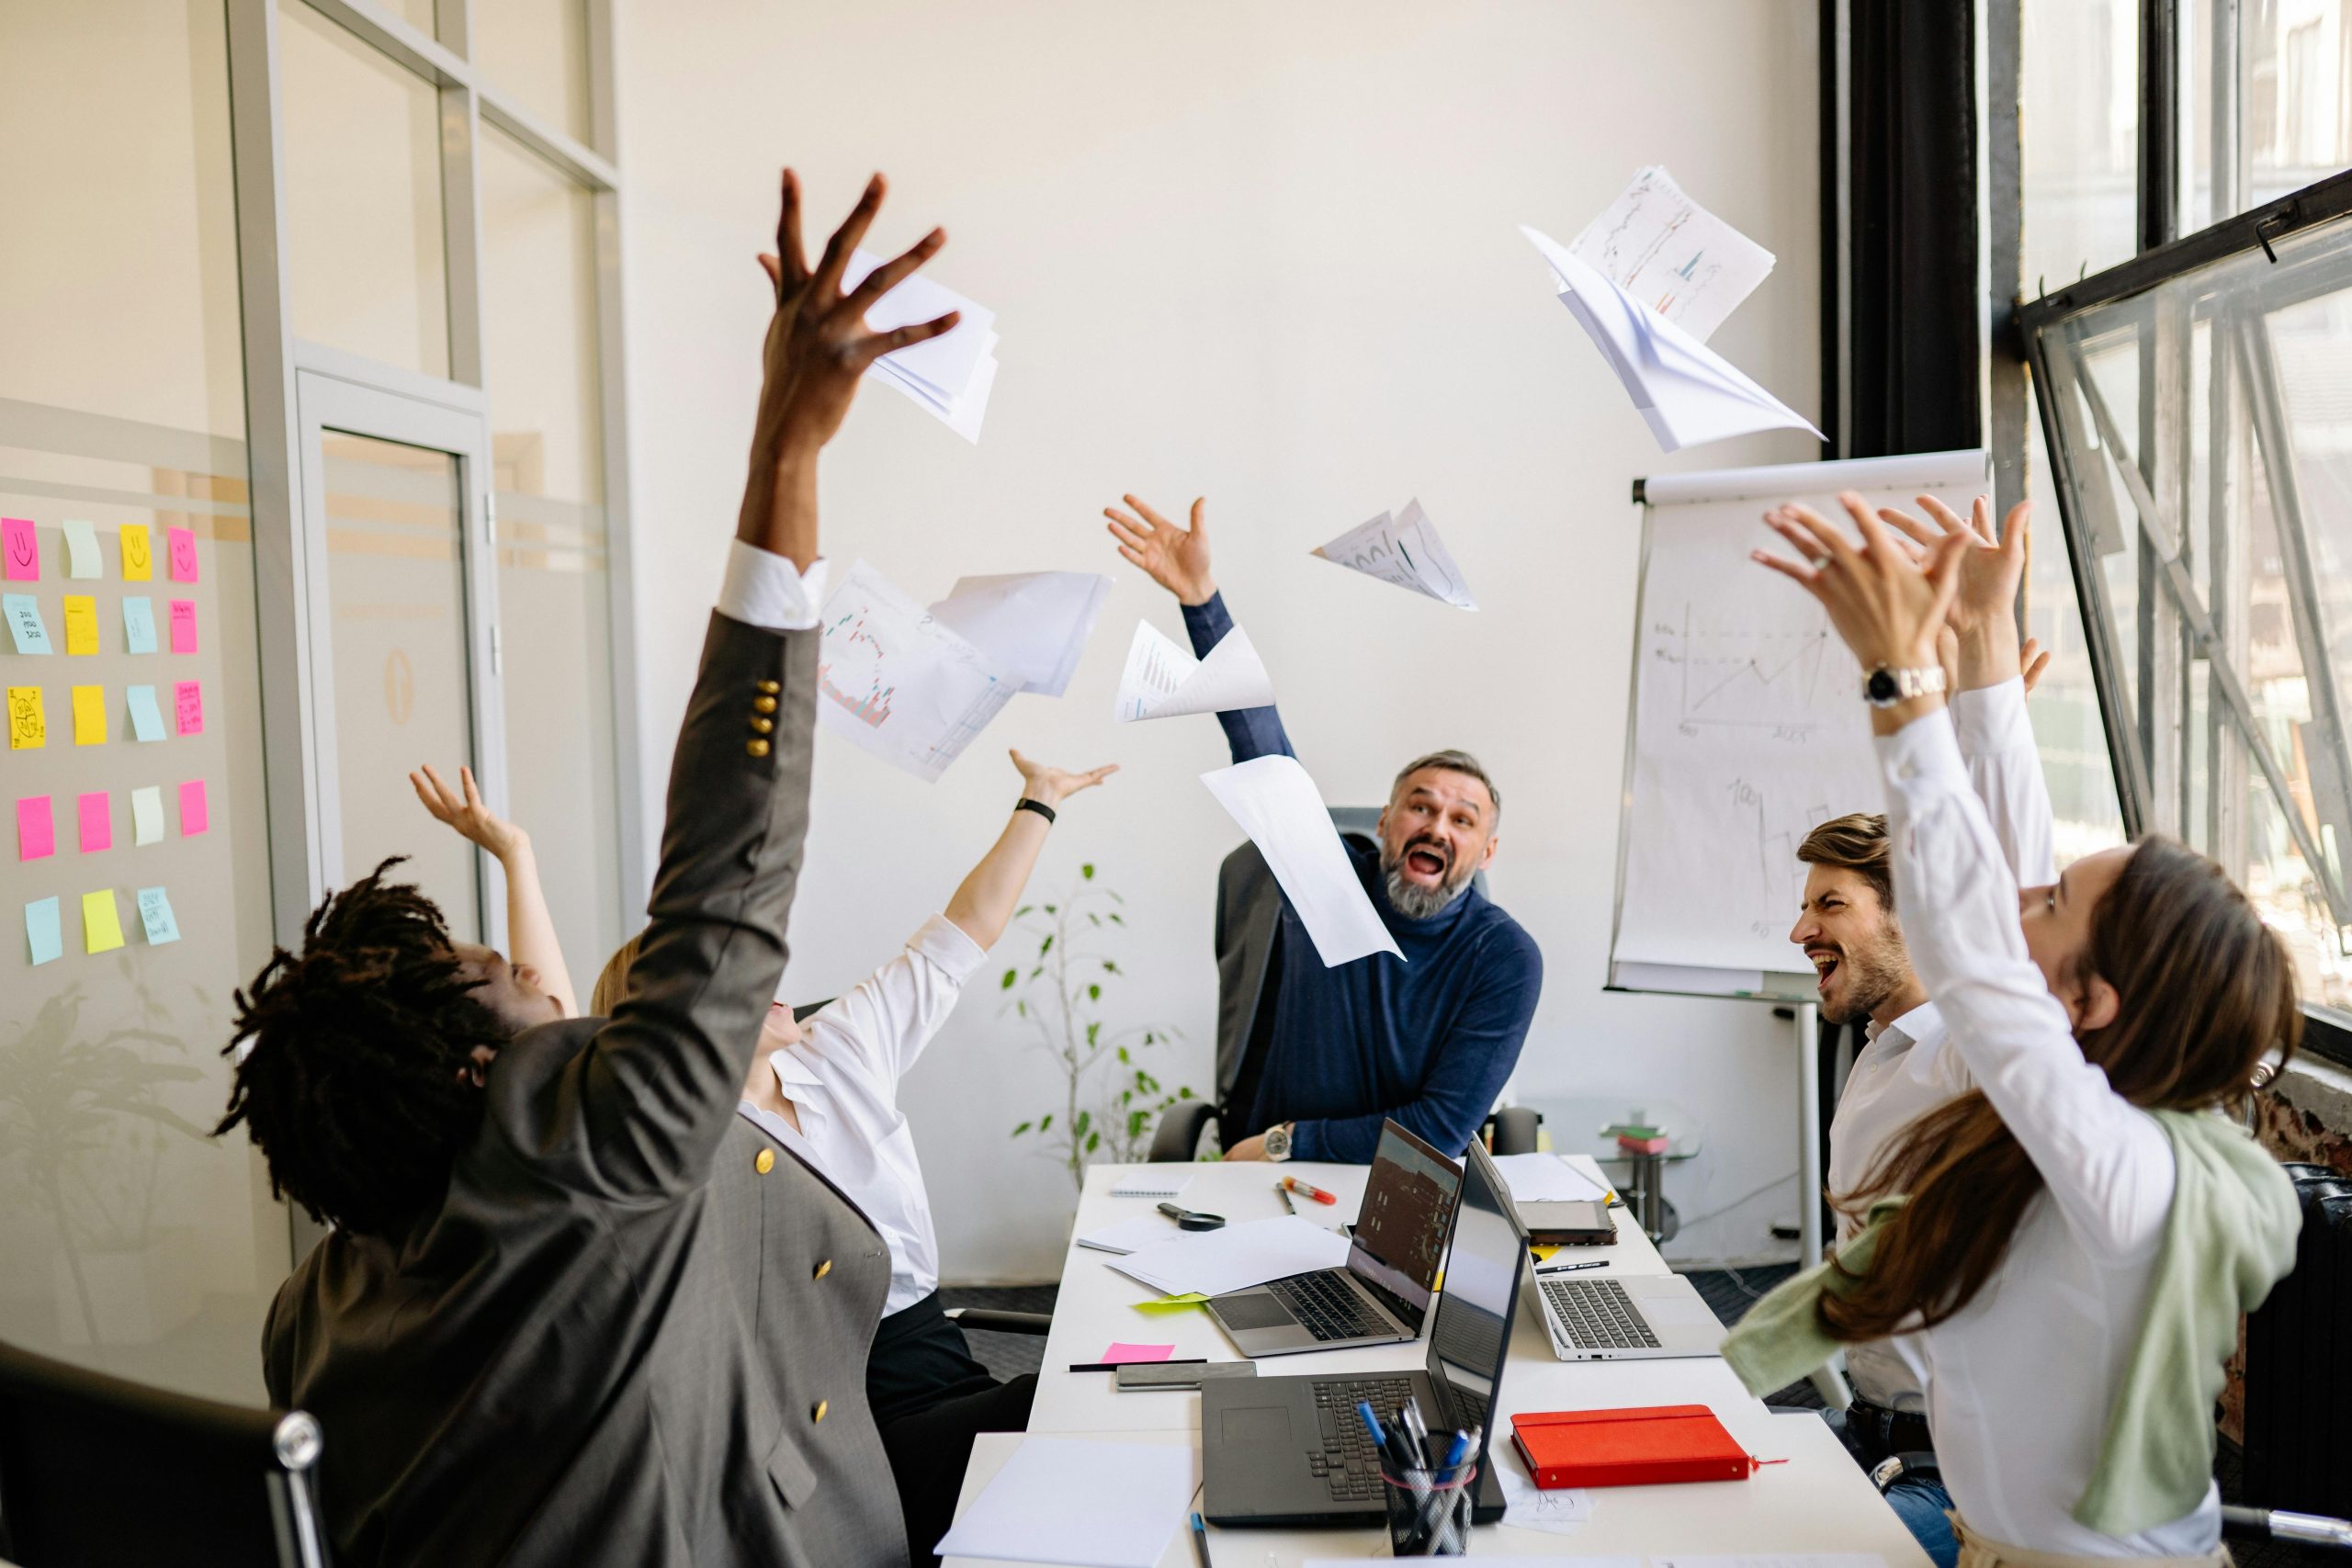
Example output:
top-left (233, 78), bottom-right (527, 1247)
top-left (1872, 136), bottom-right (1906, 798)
top-left (815, 559), bottom-right (1013, 783)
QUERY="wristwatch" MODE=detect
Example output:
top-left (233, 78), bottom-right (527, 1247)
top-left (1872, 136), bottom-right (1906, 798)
top-left (1262, 1122), bottom-right (1295, 1162)
top-left (1862, 664), bottom-right (1947, 708)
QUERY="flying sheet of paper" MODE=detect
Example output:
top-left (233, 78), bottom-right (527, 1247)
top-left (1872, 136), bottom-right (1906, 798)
top-left (1109, 1213), bottom-right (1352, 1298)
top-left (25, 897), bottom-right (62, 965)
top-left (121, 596), bottom-right (156, 655)
top-left (1112, 621), bottom-right (1275, 723)
top-left (1312, 498), bottom-right (1478, 609)
top-left (935, 1435), bottom-right (1194, 1568)
top-left (1200, 754), bottom-right (1402, 967)
top-left (179, 779), bottom-right (209, 835)
top-left (5, 593), bottom-right (52, 654)
top-left (816, 559), bottom-right (1014, 783)
top-left (1522, 224), bottom-right (1822, 453)
top-left (1568, 165), bottom-right (1776, 343)
top-left (126, 684), bottom-right (164, 743)
top-left (1493, 1153), bottom-right (1611, 1205)
top-left (928, 571), bottom-right (1112, 697)
top-left (82, 889), bottom-right (123, 953)
top-left (61, 519), bottom-right (102, 580)
top-left (843, 248), bottom-right (1000, 443)
top-left (130, 786), bottom-right (164, 846)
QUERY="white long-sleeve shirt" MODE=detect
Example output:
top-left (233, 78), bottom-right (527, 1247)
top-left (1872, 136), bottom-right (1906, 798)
top-left (1879, 710), bottom-right (2208, 1557)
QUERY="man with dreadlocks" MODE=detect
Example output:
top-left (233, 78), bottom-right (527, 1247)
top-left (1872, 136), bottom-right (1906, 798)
top-left (216, 171), bottom-right (961, 1568)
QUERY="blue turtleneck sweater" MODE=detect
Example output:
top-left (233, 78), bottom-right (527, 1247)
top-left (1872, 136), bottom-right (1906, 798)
top-left (1183, 593), bottom-right (1543, 1164)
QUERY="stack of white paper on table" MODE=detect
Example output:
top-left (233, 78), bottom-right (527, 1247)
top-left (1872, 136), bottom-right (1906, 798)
top-left (928, 571), bottom-right (1111, 697)
top-left (1312, 498), bottom-right (1478, 609)
top-left (936, 1435), bottom-right (1194, 1568)
top-left (1493, 1152), bottom-right (1611, 1205)
top-left (1201, 755), bottom-right (1402, 967)
top-left (1569, 165), bottom-right (1776, 343)
top-left (1108, 1214), bottom-right (1350, 1298)
top-left (1112, 621), bottom-right (1275, 722)
top-left (844, 248), bottom-right (999, 442)
top-left (815, 560), bottom-right (1014, 782)
top-left (1075, 1213), bottom-right (1191, 1256)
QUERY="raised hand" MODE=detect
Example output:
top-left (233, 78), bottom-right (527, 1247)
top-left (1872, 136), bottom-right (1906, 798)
top-left (1103, 493), bottom-right (1216, 606)
top-left (411, 764), bottom-right (526, 862)
top-left (1010, 749), bottom-right (1119, 807)
top-left (1753, 491), bottom-right (1968, 677)
top-left (1876, 495), bottom-right (2030, 642)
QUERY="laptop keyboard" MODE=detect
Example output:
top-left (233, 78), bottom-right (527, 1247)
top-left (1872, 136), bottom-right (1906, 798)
top-left (1268, 1271), bottom-right (1387, 1342)
top-left (1541, 1278), bottom-right (1660, 1349)
top-left (1307, 1377), bottom-right (1417, 1501)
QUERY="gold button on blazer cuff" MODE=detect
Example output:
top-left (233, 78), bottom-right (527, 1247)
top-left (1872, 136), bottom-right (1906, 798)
top-left (812, 1258), bottom-right (831, 1280)
top-left (810, 1400), bottom-right (828, 1423)
top-left (747, 739), bottom-right (771, 759)
top-left (752, 694), bottom-right (779, 715)
top-left (756, 679), bottom-right (781, 694)
top-left (753, 1148), bottom-right (775, 1174)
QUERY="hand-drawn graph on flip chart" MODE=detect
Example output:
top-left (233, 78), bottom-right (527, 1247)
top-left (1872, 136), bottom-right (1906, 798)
top-left (1609, 449), bottom-right (1987, 987)
top-left (816, 560), bottom-right (1013, 783)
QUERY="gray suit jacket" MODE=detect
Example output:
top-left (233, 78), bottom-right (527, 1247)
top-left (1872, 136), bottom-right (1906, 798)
top-left (263, 612), bottom-right (908, 1568)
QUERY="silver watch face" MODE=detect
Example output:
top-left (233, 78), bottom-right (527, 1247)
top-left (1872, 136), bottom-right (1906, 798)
top-left (1264, 1124), bottom-right (1291, 1161)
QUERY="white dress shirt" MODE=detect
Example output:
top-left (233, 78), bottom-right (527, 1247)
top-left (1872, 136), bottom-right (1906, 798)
top-left (1880, 710), bottom-right (2209, 1557)
top-left (716, 538), bottom-right (830, 631)
top-left (735, 914), bottom-right (988, 1316)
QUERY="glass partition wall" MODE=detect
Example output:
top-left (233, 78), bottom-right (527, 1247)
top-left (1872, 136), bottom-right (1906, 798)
top-left (0, 0), bottom-right (637, 1403)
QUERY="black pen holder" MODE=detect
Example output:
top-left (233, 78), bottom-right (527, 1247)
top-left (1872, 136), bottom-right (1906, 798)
top-left (1378, 1462), bottom-right (1476, 1556)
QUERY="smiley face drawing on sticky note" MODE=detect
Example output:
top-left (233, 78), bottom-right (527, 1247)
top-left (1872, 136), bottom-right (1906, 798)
top-left (120, 523), bottom-right (153, 581)
top-left (2, 519), bottom-right (36, 581)
top-left (167, 526), bottom-right (198, 582)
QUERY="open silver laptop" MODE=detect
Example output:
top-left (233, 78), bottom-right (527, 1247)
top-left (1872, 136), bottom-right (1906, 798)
top-left (1528, 1271), bottom-right (1728, 1361)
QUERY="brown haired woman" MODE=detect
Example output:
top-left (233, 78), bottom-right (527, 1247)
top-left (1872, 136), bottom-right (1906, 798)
top-left (1730, 491), bottom-right (2302, 1565)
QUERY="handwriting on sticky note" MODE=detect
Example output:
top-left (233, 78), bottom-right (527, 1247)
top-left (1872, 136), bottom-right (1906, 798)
top-left (178, 779), bottom-right (209, 836)
top-left (77, 792), bottom-right (111, 853)
top-left (26, 897), bottom-right (63, 965)
top-left (121, 524), bottom-right (153, 581)
top-left (135, 886), bottom-right (181, 945)
top-left (126, 684), bottom-right (164, 742)
top-left (8, 686), bottom-right (45, 750)
top-left (4, 593), bottom-right (51, 654)
top-left (72, 684), bottom-right (106, 747)
top-left (168, 600), bottom-right (197, 654)
top-left (131, 786), bottom-right (164, 846)
top-left (121, 595), bottom-right (156, 654)
top-left (3, 519), bottom-right (37, 581)
top-left (167, 525), bottom-right (198, 582)
top-left (82, 889), bottom-right (124, 953)
top-left (174, 681), bottom-right (203, 736)
top-left (62, 595), bottom-right (98, 656)
top-left (17, 795), bottom-right (54, 861)
top-left (61, 519), bottom-right (102, 580)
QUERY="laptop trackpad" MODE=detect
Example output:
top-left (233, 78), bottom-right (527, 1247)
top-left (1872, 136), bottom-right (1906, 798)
top-left (1216, 1292), bottom-right (1297, 1331)
top-left (1644, 1294), bottom-right (1722, 1331)
top-left (1218, 1405), bottom-right (1295, 1445)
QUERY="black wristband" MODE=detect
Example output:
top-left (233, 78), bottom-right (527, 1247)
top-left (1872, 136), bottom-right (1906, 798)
top-left (1014, 797), bottom-right (1057, 825)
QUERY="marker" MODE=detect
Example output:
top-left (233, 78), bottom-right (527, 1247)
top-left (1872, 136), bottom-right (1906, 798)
top-left (1273, 1180), bottom-right (1298, 1215)
top-left (1283, 1176), bottom-right (1339, 1206)
top-left (1190, 1510), bottom-right (1215, 1568)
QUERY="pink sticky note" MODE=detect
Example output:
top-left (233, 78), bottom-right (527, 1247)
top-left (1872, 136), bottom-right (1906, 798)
top-left (174, 680), bottom-right (203, 736)
top-left (77, 791), bottom-right (111, 853)
top-left (167, 525), bottom-right (198, 581)
top-left (2, 518), bottom-right (35, 581)
top-left (1098, 1342), bottom-right (1178, 1366)
top-left (168, 600), bottom-right (198, 654)
top-left (179, 779), bottom-right (209, 836)
top-left (17, 795), bottom-right (53, 860)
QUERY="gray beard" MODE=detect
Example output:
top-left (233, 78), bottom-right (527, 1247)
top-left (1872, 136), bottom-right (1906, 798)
top-left (1384, 862), bottom-right (1473, 920)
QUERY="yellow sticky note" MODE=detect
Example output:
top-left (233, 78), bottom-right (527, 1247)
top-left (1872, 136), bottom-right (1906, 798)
top-left (6, 686), bottom-right (44, 750)
top-left (82, 888), bottom-right (125, 953)
top-left (1132, 1292), bottom-right (1211, 1315)
top-left (120, 524), bottom-right (153, 581)
top-left (72, 683), bottom-right (106, 745)
top-left (62, 595), bottom-right (98, 656)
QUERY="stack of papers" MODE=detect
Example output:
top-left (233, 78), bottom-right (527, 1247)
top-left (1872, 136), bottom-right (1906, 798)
top-left (928, 571), bottom-right (1111, 697)
top-left (1076, 1213), bottom-right (1189, 1256)
top-left (1112, 621), bottom-right (1275, 723)
top-left (1312, 498), bottom-right (1478, 609)
top-left (1108, 1214), bottom-right (1350, 1298)
top-left (935, 1436), bottom-right (1194, 1568)
top-left (1493, 1153), bottom-right (1611, 1205)
top-left (844, 248), bottom-right (1000, 443)
top-left (1200, 755), bottom-right (1402, 967)
top-left (816, 560), bottom-right (1014, 782)
top-left (1569, 165), bottom-right (1775, 343)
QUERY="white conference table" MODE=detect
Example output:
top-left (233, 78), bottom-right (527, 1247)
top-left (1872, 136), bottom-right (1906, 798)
top-left (944, 1158), bottom-right (1929, 1566)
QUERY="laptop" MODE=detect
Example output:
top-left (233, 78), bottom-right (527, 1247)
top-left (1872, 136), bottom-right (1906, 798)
top-left (1205, 1120), bottom-right (1464, 1358)
top-left (1201, 1139), bottom-right (1523, 1528)
top-left (1493, 1174), bottom-right (1727, 1361)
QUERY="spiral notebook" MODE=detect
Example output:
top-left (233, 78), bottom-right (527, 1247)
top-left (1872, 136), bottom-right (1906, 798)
top-left (1110, 1170), bottom-right (1193, 1199)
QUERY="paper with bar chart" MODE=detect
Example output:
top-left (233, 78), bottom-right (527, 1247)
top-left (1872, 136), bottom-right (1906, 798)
top-left (1311, 498), bottom-right (1477, 610)
top-left (816, 560), bottom-right (1014, 782)
top-left (1568, 164), bottom-right (1775, 343)
top-left (1111, 621), bottom-right (1274, 723)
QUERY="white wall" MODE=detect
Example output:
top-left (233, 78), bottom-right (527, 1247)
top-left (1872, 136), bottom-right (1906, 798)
top-left (616, 0), bottom-right (1823, 1280)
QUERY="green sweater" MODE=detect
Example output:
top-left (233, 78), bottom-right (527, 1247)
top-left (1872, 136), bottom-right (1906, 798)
top-left (1720, 1110), bottom-right (2298, 1537)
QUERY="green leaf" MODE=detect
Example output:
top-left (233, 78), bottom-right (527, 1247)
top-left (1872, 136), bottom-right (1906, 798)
top-left (1128, 1110), bottom-right (1150, 1139)
top-left (1108, 912), bottom-right (1125, 925)
top-left (1016, 1000), bottom-right (1028, 1017)
top-left (1012, 1121), bottom-right (1032, 1135)
top-left (1081, 863), bottom-right (1096, 880)
top-left (1086, 1130), bottom-right (1102, 1153)
top-left (1086, 1021), bottom-right (1101, 1046)
top-left (1015, 905), bottom-right (1033, 917)
top-left (1001, 968), bottom-right (1018, 990)
top-left (1074, 1109), bottom-right (1091, 1136)
top-left (1088, 984), bottom-right (1102, 1002)
top-left (1040, 934), bottom-right (1055, 956)
top-left (1116, 1045), bottom-right (1130, 1064)
top-left (1102, 959), bottom-right (1122, 975)
top-left (1039, 1113), bottom-right (1053, 1132)
top-left (1087, 912), bottom-right (1101, 927)
top-left (1178, 1086), bottom-right (1195, 1100)
top-left (1044, 903), bottom-right (1058, 915)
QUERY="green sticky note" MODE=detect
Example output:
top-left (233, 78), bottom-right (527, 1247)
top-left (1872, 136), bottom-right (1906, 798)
top-left (1132, 1292), bottom-right (1211, 1314)
top-left (135, 886), bottom-right (180, 945)
top-left (25, 896), bottom-right (62, 964)
top-left (126, 683), bottom-right (164, 742)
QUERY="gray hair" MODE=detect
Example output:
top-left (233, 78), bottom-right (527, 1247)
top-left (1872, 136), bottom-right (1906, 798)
top-left (1390, 750), bottom-right (1500, 821)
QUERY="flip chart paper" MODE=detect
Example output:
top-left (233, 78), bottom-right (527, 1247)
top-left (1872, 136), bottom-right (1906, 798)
top-left (927, 571), bottom-right (1112, 697)
top-left (120, 524), bottom-right (153, 581)
top-left (1568, 164), bottom-right (1776, 343)
top-left (71, 684), bottom-right (105, 746)
top-left (131, 786), bottom-right (164, 846)
top-left (934, 1435), bottom-right (1194, 1568)
top-left (168, 600), bottom-right (198, 653)
top-left (3, 519), bottom-right (36, 581)
top-left (62, 595), bottom-right (97, 655)
top-left (8, 686), bottom-right (45, 749)
top-left (1312, 498), bottom-right (1478, 609)
top-left (179, 779), bottom-right (209, 835)
top-left (135, 886), bottom-right (180, 945)
top-left (167, 525), bottom-right (198, 581)
top-left (17, 795), bottom-right (53, 860)
top-left (1200, 755), bottom-right (1402, 966)
top-left (1112, 621), bottom-right (1275, 723)
top-left (814, 559), bottom-right (1014, 782)
top-left (61, 519), bottom-right (102, 580)
top-left (77, 792), bottom-right (111, 852)
top-left (26, 897), bottom-right (62, 965)
top-left (1110, 1214), bottom-right (1352, 1298)
top-left (121, 596), bottom-right (156, 654)
top-left (4, 593), bottom-right (52, 654)
top-left (82, 889), bottom-right (125, 953)
top-left (174, 681), bottom-right (203, 735)
top-left (126, 685), bottom-right (164, 742)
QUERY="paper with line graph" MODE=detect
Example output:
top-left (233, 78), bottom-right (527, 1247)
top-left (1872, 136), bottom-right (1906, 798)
top-left (1311, 498), bottom-right (1477, 609)
top-left (816, 559), bottom-right (1014, 782)
top-left (1111, 620), bottom-right (1274, 723)
top-left (1569, 165), bottom-right (1774, 343)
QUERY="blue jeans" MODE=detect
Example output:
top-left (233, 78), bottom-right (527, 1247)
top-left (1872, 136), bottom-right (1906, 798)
top-left (1818, 1407), bottom-right (1959, 1568)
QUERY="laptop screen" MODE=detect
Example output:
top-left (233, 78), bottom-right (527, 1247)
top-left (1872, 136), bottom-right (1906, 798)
top-left (1344, 1121), bottom-right (1464, 1331)
top-left (1422, 1140), bottom-right (1523, 1451)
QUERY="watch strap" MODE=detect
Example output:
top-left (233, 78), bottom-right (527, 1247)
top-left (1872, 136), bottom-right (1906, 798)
top-left (1013, 797), bottom-right (1057, 825)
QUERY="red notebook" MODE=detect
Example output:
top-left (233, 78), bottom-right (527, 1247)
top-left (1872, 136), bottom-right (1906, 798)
top-left (1510, 1404), bottom-right (1753, 1489)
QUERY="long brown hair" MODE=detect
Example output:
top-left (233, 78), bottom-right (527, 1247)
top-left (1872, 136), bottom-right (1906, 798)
top-left (1821, 835), bottom-right (2300, 1340)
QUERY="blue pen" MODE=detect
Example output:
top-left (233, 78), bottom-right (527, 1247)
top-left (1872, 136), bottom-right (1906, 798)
top-left (1358, 1400), bottom-right (1412, 1472)
top-left (1442, 1430), bottom-right (1473, 1471)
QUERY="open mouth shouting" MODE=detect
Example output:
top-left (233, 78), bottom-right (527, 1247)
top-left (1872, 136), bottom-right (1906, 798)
top-left (1401, 836), bottom-right (1453, 883)
top-left (1807, 945), bottom-right (1842, 995)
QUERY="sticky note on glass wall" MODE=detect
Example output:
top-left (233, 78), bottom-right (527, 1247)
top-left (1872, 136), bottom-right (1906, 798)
top-left (26, 897), bottom-right (62, 965)
top-left (72, 683), bottom-right (106, 746)
top-left (169, 600), bottom-right (197, 654)
top-left (126, 684), bottom-right (164, 742)
top-left (17, 795), bottom-right (53, 860)
top-left (3, 518), bottom-right (37, 581)
top-left (78, 791), bottom-right (111, 853)
top-left (135, 886), bottom-right (180, 945)
top-left (62, 519), bottom-right (102, 580)
top-left (120, 524), bottom-right (153, 581)
top-left (175, 681), bottom-right (203, 736)
top-left (121, 596), bottom-right (156, 654)
top-left (179, 779), bottom-right (209, 836)
top-left (8, 686), bottom-right (45, 749)
top-left (167, 525), bottom-right (198, 582)
top-left (4, 593), bottom-right (51, 654)
top-left (62, 595), bottom-right (98, 656)
top-left (82, 888), bottom-right (124, 953)
top-left (131, 786), bottom-right (164, 846)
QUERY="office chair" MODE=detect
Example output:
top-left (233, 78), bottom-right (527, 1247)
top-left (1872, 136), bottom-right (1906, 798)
top-left (0, 1337), bottom-right (331, 1567)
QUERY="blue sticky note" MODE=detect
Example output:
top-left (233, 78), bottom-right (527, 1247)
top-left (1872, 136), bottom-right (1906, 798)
top-left (26, 896), bottom-right (62, 964)
top-left (126, 684), bottom-right (164, 742)
top-left (134, 886), bottom-right (180, 945)
top-left (4, 593), bottom-right (52, 655)
top-left (121, 595), bottom-right (156, 655)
